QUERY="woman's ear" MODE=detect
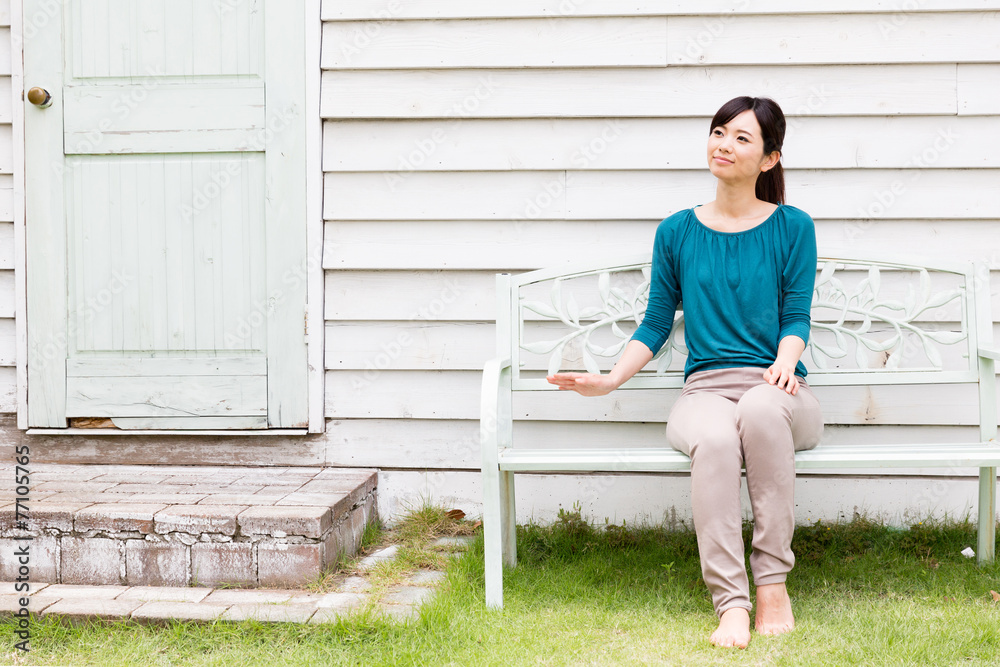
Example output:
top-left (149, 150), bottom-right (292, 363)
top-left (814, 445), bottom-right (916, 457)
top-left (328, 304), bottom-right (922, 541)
top-left (761, 150), bottom-right (781, 172)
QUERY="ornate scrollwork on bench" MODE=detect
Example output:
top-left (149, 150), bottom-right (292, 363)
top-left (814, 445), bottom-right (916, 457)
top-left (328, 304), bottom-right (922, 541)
top-left (808, 261), bottom-right (966, 370)
top-left (518, 259), bottom-right (970, 376)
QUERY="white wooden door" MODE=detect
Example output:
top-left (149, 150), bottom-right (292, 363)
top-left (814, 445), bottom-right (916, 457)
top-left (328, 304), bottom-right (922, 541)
top-left (24, 0), bottom-right (309, 429)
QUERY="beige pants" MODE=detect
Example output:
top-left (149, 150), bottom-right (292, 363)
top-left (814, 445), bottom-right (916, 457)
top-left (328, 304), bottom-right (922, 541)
top-left (665, 366), bottom-right (824, 617)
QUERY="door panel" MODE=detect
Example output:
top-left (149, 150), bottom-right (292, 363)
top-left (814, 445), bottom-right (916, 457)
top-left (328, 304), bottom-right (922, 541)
top-left (63, 82), bottom-right (266, 154)
top-left (25, 0), bottom-right (308, 429)
top-left (66, 355), bottom-right (267, 419)
top-left (66, 154), bottom-right (267, 354)
top-left (70, 0), bottom-right (262, 79)
top-left (66, 373), bottom-right (267, 417)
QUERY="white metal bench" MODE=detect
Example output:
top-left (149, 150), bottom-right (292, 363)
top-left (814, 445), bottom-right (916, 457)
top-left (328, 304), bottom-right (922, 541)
top-left (481, 255), bottom-right (1000, 608)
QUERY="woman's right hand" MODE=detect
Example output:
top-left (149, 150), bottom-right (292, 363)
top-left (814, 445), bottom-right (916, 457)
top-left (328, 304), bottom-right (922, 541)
top-left (546, 372), bottom-right (618, 397)
top-left (548, 341), bottom-right (654, 397)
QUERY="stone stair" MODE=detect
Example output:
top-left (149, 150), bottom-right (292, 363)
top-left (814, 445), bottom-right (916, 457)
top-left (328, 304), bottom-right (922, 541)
top-left (1, 464), bottom-right (377, 588)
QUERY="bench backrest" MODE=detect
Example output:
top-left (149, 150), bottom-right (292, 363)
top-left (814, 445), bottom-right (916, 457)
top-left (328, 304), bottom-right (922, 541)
top-left (497, 255), bottom-right (994, 393)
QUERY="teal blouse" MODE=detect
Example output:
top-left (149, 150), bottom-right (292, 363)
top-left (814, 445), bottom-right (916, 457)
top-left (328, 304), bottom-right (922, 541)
top-left (630, 204), bottom-right (817, 379)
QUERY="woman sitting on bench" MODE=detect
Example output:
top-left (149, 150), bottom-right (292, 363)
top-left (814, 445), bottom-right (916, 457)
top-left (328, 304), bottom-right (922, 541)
top-left (548, 95), bottom-right (824, 649)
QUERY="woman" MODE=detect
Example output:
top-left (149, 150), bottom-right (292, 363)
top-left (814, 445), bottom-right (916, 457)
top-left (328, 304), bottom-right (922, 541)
top-left (547, 96), bottom-right (823, 649)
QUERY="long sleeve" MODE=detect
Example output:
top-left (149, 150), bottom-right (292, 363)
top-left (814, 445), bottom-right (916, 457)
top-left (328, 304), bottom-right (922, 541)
top-left (777, 213), bottom-right (817, 347)
top-left (630, 205), bottom-right (815, 379)
top-left (631, 216), bottom-right (682, 356)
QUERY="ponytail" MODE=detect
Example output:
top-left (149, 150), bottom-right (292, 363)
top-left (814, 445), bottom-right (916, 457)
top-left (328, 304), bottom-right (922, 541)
top-left (756, 160), bottom-right (785, 205)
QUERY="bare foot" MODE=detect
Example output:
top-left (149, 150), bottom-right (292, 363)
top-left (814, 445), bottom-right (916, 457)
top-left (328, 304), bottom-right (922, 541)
top-left (709, 607), bottom-right (751, 649)
top-left (754, 582), bottom-right (795, 636)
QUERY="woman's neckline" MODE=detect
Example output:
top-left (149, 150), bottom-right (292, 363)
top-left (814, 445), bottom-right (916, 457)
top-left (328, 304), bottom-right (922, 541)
top-left (691, 203), bottom-right (782, 236)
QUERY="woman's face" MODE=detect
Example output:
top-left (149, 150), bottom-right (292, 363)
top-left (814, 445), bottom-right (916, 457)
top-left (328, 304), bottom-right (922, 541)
top-left (707, 109), bottom-right (778, 183)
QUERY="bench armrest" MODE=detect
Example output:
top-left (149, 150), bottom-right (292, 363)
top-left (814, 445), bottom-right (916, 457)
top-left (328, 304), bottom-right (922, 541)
top-left (979, 346), bottom-right (1000, 362)
top-left (482, 357), bottom-right (513, 461)
top-left (483, 356), bottom-right (512, 372)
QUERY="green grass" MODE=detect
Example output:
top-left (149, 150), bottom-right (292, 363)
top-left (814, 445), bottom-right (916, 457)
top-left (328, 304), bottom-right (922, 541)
top-left (304, 502), bottom-right (477, 600)
top-left (4, 508), bottom-right (999, 666)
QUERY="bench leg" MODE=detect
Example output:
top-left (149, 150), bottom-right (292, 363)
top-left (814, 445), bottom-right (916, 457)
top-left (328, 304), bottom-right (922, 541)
top-left (500, 470), bottom-right (517, 568)
top-left (978, 466), bottom-right (997, 565)
top-left (483, 469), bottom-right (516, 609)
top-left (481, 357), bottom-right (512, 608)
top-left (483, 465), bottom-right (504, 609)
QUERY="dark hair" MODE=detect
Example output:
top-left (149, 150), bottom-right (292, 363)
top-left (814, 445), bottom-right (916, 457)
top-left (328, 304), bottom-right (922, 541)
top-left (709, 96), bottom-right (786, 205)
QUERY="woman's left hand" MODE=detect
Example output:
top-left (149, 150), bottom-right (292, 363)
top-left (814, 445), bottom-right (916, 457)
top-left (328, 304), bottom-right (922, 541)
top-left (763, 362), bottom-right (799, 395)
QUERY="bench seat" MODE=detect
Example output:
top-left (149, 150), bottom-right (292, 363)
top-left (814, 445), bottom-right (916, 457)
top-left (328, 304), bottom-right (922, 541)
top-left (498, 443), bottom-right (1000, 473)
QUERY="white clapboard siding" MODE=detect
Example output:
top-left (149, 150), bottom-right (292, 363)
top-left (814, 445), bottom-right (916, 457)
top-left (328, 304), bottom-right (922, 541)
top-left (323, 220), bottom-right (1000, 270)
top-left (312, 4), bottom-right (1000, 529)
top-left (818, 223), bottom-right (1000, 268)
top-left (326, 418), bottom-right (481, 468)
top-left (0, 317), bottom-right (13, 365)
top-left (325, 170), bottom-right (1000, 221)
top-left (328, 418), bottom-right (989, 473)
top-left (325, 268), bottom-right (1000, 321)
top-left (325, 270), bottom-right (491, 321)
top-left (0, 124), bottom-right (12, 173)
top-left (1, 11), bottom-right (11, 407)
top-left (377, 469), bottom-right (998, 527)
top-left (958, 65), bottom-right (1000, 115)
top-left (0, 76), bottom-right (11, 123)
top-left (326, 320), bottom-right (1000, 372)
top-left (322, 0), bottom-right (1000, 20)
top-left (0, 174), bottom-right (12, 221)
top-left (666, 13), bottom-right (1000, 65)
top-left (323, 220), bottom-right (661, 270)
top-left (326, 370), bottom-right (1000, 427)
top-left (0, 221), bottom-right (11, 269)
top-left (321, 65), bottom-right (960, 119)
top-left (325, 321), bottom-right (494, 370)
top-left (0, 366), bottom-right (13, 412)
top-left (323, 17), bottom-right (667, 69)
top-left (0, 270), bottom-right (12, 318)
top-left (324, 116), bottom-right (997, 172)
top-left (0, 27), bottom-right (8, 73)
top-left (321, 14), bottom-right (1000, 69)
top-left (568, 170), bottom-right (1000, 220)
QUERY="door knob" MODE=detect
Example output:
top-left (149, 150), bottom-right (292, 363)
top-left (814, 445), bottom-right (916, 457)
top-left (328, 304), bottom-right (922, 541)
top-left (27, 87), bottom-right (52, 108)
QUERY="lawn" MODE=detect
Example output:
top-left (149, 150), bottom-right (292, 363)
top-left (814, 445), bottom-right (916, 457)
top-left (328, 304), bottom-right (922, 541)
top-left (4, 508), bottom-right (999, 666)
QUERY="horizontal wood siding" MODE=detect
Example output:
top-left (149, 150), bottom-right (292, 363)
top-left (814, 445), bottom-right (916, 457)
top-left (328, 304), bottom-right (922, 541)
top-left (324, 116), bottom-right (1000, 171)
top-left (324, 170), bottom-right (1000, 220)
top-left (323, 220), bottom-right (1000, 270)
top-left (0, 5), bottom-right (13, 411)
top-left (377, 469), bottom-right (993, 529)
top-left (321, 1), bottom-right (1000, 20)
top-left (322, 66), bottom-right (964, 118)
top-left (319, 5), bottom-right (1000, 522)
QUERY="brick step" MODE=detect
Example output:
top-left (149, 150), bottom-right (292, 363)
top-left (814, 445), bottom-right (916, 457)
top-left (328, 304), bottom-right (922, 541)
top-left (1, 464), bottom-right (378, 588)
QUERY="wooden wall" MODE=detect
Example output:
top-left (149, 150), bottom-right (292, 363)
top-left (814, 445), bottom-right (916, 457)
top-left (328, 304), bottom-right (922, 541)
top-left (3, 1), bottom-right (1000, 525)
top-left (318, 1), bottom-right (1000, 524)
top-left (1, 0), bottom-right (15, 413)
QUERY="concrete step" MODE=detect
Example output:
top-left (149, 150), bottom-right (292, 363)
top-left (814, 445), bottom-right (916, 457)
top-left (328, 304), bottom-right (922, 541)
top-left (0, 539), bottom-right (473, 626)
top-left (1, 464), bottom-right (378, 588)
top-left (0, 567), bottom-right (452, 625)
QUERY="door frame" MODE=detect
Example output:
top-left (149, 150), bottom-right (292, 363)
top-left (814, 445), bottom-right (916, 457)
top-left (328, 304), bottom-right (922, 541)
top-left (11, 0), bottom-right (326, 434)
